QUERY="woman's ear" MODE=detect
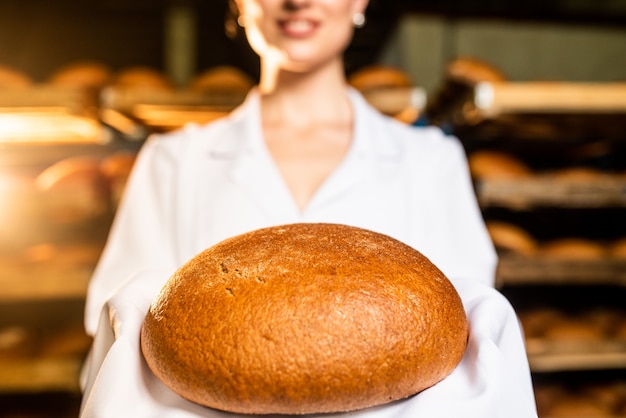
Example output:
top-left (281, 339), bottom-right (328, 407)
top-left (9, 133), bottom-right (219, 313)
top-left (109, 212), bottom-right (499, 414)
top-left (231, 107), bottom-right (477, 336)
top-left (233, 0), bottom-right (244, 15)
top-left (355, 0), bottom-right (369, 15)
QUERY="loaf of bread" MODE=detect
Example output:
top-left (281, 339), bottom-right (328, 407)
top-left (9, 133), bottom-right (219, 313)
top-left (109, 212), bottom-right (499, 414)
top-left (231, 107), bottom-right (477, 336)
top-left (99, 151), bottom-right (136, 208)
top-left (540, 238), bottom-right (607, 259)
top-left (48, 61), bottom-right (112, 90)
top-left (348, 65), bottom-right (414, 93)
top-left (609, 237), bottom-right (626, 258)
top-left (468, 150), bottom-right (532, 180)
top-left (187, 66), bottom-right (254, 93)
top-left (0, 65), bottom-right (32, 89)
top-left (112, 66), bottom-right (174, 91)
top-left (445, 56), bottom-right (507, 86)
top-left (35, 156), bottom-right (111, 223)
top-left (486, 221), bottom-right (538, 256)
top-left (141, 223), bottom-right (468, 415)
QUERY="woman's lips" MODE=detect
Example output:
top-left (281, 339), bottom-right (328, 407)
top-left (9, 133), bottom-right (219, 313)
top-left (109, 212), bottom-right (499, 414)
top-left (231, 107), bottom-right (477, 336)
top-left (278, 18), bottom-right (319, 38)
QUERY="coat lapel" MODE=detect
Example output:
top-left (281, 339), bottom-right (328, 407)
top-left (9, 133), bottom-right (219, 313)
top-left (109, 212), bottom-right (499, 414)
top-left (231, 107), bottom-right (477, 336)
top-left (303, 89), bottom-right (403, 214)
top-left (200, 88), bottom-right (403, 219)
top-left (206, 90), bottom-right (301, 220)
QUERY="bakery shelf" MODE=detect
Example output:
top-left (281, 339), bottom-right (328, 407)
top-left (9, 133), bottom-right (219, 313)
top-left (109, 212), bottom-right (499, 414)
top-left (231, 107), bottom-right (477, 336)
top-left (496, 255), bottom-right (626, 286)
top-left (474, 82), bottom-right (626, 117)
top-left (430, 81), bottom-right (626, 142)
top-left (476, 176), bottom-right (626, 209)
top-left (360, 86), bottom-right (427, 119)
top-left (0, 299), bottom-right (91, 393)
top-left (527, 339), bottom-right (626, 372)
top-left (0, 356), bottom-right (83, 393)
top-left (0, 85), bottom-right (106, 144)
top-left (100, 87), bottom-right (245, 133)
top-left (0, 269), bottom-right (92, 302)
top-left (100, 85), bottom-right (426, 133)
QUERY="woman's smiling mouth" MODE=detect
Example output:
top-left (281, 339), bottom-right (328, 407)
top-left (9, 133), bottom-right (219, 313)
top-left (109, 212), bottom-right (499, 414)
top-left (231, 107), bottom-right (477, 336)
top-left (279, 18), bottom-right (319, 37)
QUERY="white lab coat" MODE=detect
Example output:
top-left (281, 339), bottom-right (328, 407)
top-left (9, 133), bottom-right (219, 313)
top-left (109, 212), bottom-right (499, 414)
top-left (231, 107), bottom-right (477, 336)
top-left (80, 89), bottom-right (537, 417)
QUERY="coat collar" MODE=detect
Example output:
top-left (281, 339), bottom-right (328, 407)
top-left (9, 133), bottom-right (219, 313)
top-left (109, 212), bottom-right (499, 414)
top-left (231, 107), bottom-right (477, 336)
top-left (202, 87), bottom-right (405, 217)
top-left (206, 87), bottom-right (403, 161)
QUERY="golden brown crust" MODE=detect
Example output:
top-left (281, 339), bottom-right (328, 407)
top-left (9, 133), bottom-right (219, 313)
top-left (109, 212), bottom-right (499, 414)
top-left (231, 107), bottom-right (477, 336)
top-left (486, 221), bottom-right (538, 256)
top-left (540, 238), bottom-right (607, 259)
top-left (609, 237), bottom-right (626, 258)
top-left (112, 66), bottom-right (174, 91)
top-left (187, 66), bottom-right (254, 93)
top-left (468, 151), bottom-right (532, 180)
top-left (141, 223), bottom-right (468, 415)
top-left (48, 61), bottom-right (112, 89)
top-left (445, 56), bottom-right (507, 86)
top-left (547, 167), bottom-right (607, 182)
top-left (348, 65), bottom-right (414, 92)
top-left (0, 65), bottom-right (33, 89)
top-left (35, 156), bottom-right (111, 223)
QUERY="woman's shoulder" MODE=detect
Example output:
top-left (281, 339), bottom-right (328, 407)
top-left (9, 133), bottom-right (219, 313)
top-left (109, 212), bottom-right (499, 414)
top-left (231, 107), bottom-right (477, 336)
top-left (150, 112), bottom-right (242, 145)
top-left (352, 90), bottom-right (462, 154)
top-left (366, 107), bottom-right (465, 161)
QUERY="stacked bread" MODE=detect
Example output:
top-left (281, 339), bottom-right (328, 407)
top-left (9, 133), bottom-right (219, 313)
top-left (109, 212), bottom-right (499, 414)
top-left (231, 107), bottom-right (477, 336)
top-left (534, 380), bottom-right (626, 417)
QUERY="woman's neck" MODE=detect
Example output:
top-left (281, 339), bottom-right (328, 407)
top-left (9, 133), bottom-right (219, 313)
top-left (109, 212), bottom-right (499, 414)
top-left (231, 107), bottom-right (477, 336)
top-left (257, 58), bottom-right (355, 211)
top-left (258, 59), bottom-right (352, 126)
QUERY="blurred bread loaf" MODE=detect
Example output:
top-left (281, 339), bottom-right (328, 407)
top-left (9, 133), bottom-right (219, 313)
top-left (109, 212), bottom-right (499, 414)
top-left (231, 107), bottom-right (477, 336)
top-left (541, 238), bottom-right (606, 259)
top-left (445, 56), bottom-right (507, 85)
top-left (35, 156), bottom-right (110, 223)
top-left (486, 221), bottom-right (538, 256)
top-left (112, 66), bottom-right (173, 91)
top-left (187, 66), bottom-right (254, 93)
top-left (99, 151), bottom-right (136, 208)
top-left (348, 65), bottom-right (420, 124)
top-left (348, 64), bottom-right (414, 92)
top-left (469, 151), bottom-right (532, 180)
top-left (48, 61), bottom-right (112, 90)
top-left (609, 237), bottom-right (626, 258)
top-left (0, 65), bottom-right (33, 89)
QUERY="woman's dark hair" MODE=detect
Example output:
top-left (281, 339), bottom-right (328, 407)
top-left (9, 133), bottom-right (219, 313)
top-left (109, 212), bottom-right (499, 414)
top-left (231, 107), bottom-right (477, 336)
top-left (225, 0), bottom-right (241, 39)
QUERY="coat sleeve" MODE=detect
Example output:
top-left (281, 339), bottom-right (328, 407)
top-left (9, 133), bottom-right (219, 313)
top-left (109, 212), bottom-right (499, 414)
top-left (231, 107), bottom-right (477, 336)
top-left (412, 129), bottom-right (497, 288)
top-left (84, 134), bottom-right (182, 336)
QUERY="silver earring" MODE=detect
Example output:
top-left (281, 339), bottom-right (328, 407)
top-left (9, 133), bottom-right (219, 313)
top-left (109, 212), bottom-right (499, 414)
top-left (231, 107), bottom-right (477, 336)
top-left (352, 13), bottom-right (366, 28)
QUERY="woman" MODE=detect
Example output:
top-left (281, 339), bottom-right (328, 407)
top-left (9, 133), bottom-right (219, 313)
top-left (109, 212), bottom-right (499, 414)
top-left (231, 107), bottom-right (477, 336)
top-left (80, 0), bottom-right (538, 416)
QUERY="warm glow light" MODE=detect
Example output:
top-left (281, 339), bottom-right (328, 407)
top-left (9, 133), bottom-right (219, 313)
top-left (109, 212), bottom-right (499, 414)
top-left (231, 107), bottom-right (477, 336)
top-left (0, 111), bottom-right (103, 143)
top-left (0, 171), bottom-right (17, 235)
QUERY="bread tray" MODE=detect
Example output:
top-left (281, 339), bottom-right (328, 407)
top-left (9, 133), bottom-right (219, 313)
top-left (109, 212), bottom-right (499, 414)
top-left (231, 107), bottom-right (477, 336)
top-left (496, 255), bottom-right (626, 286)
top-left (476, 175), bottom-right (626, 209)
top-left (0, 356), bottom-right (83, 393)
top-left (474, 82), bottom-right (626, 117)
top-left (100, 87), bottom-right (245, 132)
top-left (526, 338), bottom-right (626, 372)
top-left (0, 86), bottom-right (104, 144)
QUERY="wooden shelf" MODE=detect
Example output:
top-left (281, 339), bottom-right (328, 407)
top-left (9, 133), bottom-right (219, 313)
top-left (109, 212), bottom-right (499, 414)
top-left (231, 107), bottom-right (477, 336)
top-left (101, 87), bottom-right (245, 133)
top-left (0, 86), bottom-right (105, 144)
top-left (476, 175), bottom-right (626, 209)
top-left (0, 267), bottom-right (93, 302)
top-left (101, 86), bottom-right (427, 133)
top-left (527, 339), bottom-right (626, 372)
top-left (431, 81), bottom-right (626, 141)
top-left (360, 86), bottom-right (426, 117)
top-left (474, 82), bottom-right (626, 117)
top-left (496, 255), bottom-right (626, 286)
top-left (0, 356), bottom-right (84, 393)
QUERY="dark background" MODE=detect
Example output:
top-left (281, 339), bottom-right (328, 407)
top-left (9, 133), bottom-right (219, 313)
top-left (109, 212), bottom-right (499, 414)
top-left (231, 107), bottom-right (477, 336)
top-left (0, 0), bottom-right (625, 83)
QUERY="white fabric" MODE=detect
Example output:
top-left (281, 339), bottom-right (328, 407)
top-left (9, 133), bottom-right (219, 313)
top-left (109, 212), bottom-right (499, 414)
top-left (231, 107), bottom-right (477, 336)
top-left (85, 88), bottom-right (497, 335)
top-left (80, 88), bottom-right (537, 417)
top-left (80, 270), bottom-right (537, 418)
